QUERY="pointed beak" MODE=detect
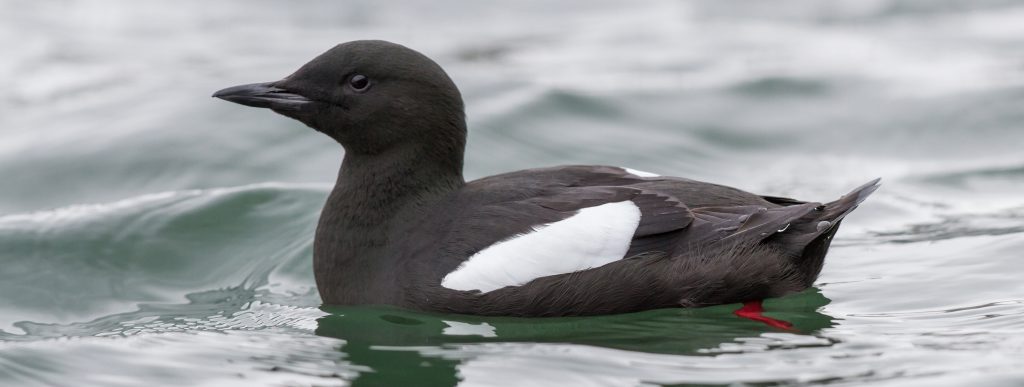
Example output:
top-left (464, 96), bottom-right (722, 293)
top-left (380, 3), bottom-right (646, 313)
top-left (212, 82), bottom-right (314, 112)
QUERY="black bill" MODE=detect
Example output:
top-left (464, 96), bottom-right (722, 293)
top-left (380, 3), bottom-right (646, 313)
top-left (212, 82), bottom-right (313, 112)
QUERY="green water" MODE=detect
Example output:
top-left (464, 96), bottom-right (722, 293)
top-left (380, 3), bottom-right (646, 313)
top-left (2, 1), bottom-right (1024, 386)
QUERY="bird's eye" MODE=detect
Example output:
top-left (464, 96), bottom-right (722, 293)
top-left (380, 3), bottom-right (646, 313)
top-left (349, 74), bottom-right (370, 92)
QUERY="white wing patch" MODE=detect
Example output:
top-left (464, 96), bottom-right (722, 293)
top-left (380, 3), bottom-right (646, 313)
top-left (623, 168), bottom-right (659, 177)
top-left (441, 201), bottom-right (642, 293)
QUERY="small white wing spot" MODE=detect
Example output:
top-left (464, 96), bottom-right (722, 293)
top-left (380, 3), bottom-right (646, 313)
top-left (441, 201), bottom-right (642, 293)
top-left (623, 168), bottom-right (659, 177)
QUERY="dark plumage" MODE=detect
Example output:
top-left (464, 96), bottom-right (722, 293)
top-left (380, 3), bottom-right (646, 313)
top-left (213, 40), bottom-right (879, 317)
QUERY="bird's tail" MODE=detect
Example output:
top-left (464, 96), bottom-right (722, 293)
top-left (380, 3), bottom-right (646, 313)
top-left (817, 177), bottom-right (881, 230)
top-left (785, 178), bottom-right (881, 286)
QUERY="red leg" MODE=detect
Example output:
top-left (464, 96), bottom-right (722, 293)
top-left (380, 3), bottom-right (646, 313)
top-left (734, 300), bottom-right (794, 331)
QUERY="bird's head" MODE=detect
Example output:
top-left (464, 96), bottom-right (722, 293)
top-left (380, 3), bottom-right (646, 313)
top-left (214, 40), bottom-right (466, 157)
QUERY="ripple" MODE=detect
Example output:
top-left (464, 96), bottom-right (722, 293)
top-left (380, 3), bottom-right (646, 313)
top-left (729, 76), bottom-right (832, 97)
top-left (0, 182), bottom-right (328, 225)
top-left (1, 284), bottom-right (324, 342)
top-left (0, 330), bottom-right (352, 387)
top-left (914, 163), bottom-right (1024, 187)
top-left (870, 206), bottom-right (1024, 244)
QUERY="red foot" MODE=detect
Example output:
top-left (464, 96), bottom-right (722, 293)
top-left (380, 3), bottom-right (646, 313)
top-left (734, 300), bottom-right (794, 331)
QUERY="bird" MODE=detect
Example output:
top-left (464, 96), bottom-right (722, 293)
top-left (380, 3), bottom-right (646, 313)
top-left (213, 40), bottom-right (879, 317)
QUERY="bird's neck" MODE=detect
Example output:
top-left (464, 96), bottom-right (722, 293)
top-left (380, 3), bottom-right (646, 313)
top-left (335, 144), bottom-right (464, 211)
top-left (313, 143), bottom-right (465, 304)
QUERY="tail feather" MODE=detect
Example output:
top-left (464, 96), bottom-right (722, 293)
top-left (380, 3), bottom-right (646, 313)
top-left (820, 177), bottom-right (881, 229)
top-left (785, 178), bottom-right (881, 286)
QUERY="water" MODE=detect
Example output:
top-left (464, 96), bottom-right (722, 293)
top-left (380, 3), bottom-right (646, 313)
top-left (2, 1), bottom-right (1023, 385)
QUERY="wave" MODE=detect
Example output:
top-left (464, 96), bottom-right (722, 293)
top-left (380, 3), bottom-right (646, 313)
top-left (0, 183), bottom-right (329, 336)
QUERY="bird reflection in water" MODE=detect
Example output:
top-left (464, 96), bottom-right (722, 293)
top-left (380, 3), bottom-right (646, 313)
top-left (314, 289), bottom-right (834, 386)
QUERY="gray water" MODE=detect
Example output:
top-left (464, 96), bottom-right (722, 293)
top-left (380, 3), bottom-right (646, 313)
top-left (2, 1), bottom-right (1024, 386)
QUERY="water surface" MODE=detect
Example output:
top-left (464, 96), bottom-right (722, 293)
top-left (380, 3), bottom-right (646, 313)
top-left (2, 1), bottom-right (1023, 386)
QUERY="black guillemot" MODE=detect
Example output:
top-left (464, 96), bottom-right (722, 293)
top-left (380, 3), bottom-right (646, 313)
top-left (214, 40), bottom-right (879, 317)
